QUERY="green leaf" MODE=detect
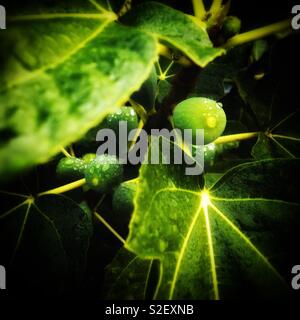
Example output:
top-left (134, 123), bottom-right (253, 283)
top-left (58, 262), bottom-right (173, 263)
top-left (204, 173), bottom-right (223, 189)
top-left (0, 194), bottom-right (93, 294)
top-left (104, 248), bottom-right (153, 299)
top-left (251, 132), bottom-right (281, 159)
top-left (126, 139), bottom-right (300, 299)
top-left (121, 1), bottom-right (224, 67)
top-left (251, 40), bottom-right (269, 62)
top-left (157, 79), bottom-right (172, 104)
top-left (252, 111), bottom-right (300, 159)
top-left (235, 71), bottom-right (275, 128)
top-left (190, 45), bottom-right (252, 100)
top-left (0, 3), bottom-right (157, 179)
top-left (236, 70), bottom-right (300, 159)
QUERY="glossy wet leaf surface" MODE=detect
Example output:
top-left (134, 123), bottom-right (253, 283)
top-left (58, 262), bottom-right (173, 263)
top-left (121, 1), bottom-right (224, 67)
top-left (126, 138), bottom-right (300, 299)
top-left (0, 0), bottom-right (299, 300)
top-left (0, 2), bottom-right (157, 179)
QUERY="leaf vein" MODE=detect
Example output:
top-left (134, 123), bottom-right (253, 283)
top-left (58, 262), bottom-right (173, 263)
top-left (168, 194), bottom-right (201, 299)
top-left (209, 201), bottom-right (287, 285)
top-left (3, 18), bottom-right (113, 90)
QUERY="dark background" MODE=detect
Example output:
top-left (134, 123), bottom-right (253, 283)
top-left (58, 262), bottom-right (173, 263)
top-left (0, 0), bottom-right (300, 299)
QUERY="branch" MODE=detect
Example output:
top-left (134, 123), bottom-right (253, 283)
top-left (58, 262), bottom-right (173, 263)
top-left (214, 132), bottom-right (259, 144)
top-left (38, 178), bottom-right (86, 196)
top-left (192, 0), bottom-right (206, 19)
top-left (223, 19), bottom-right (291, 48)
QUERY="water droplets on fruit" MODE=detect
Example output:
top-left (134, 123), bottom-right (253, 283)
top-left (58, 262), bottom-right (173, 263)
top-left (102, 163), bottom-right (110, 172)
top-left (65, 158), bottom-right (74, 165)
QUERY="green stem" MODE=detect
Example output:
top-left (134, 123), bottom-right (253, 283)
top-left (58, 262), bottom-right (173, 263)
top-left (210, 0), bottom-right (222, 13)
top-left (223, 19), bottom-right (291, 48)
top-left (38, 178), bottom-right (86, 196)
top-left (214, 132), bottom-right (259, 144)
top-left (94, 194), bottom-right (106, 211)
top-left (60, 147), bottom-right (72, 158)
top-left (69, 145), bottom-right (76, 157)
top-left (129, 99), bottom-right (148, 124)
top-left (129, 119), bottom-right (145, 152)
top-left (192, 0), bottom-right (206, 19)
top-left (94, 211), bottom-right (125, 244)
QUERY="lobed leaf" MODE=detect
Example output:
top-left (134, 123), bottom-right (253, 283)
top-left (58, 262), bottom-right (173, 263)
top-left (0, 194), bottom-right (93, 294)
top-left (126, 137), bottom-right (300, 299)
top-left (0, 2), bottom-right (158, 179)
top-left (104, 248), bottom-right (153, 300)
top-left (121, 1), bottom-right (225, 67)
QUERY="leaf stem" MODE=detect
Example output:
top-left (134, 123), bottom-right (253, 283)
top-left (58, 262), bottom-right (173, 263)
top-left (60, 147), bottom-right (72, 158)
top-left (69, 145), bottom-right (76, 157)
top-left (192, 0), bottom-right (206, 20)
top-left (129, 119), bottom-right (145, 152)
top-left (214, 132), bottom-right (259, 144)
top-left (129, 99), bottom-right (148, 123)
top-left (94, 211), bottom-right (125, 244)
top-left (94, 194), bottom-right (106, 211)
top-left (210, 0), bottom-right (222, 14)
top-left (223, 19), bottom-right (291, 48)
top-left (38, 178), bottom-right (86, 196)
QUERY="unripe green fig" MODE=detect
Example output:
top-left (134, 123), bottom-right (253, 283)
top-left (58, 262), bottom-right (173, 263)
top-left (56, 157), bottom-right (85, 179)
top-left (192, 143), bottom-right (217, 167)
top-left (112, 180), bottom-right (137, 216)
top-left (99, 106), bottom-right (139, 134)
top-left (222, 16), bottom-right (241, 38)
top-left (81, 107), bottom-right (139, 146)
top-left (84, 154), bottom-right (123, 193)
top-left (82, 153), bottom-right (96, 163)
top-left (173, 97), bottom-right (227, 145)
